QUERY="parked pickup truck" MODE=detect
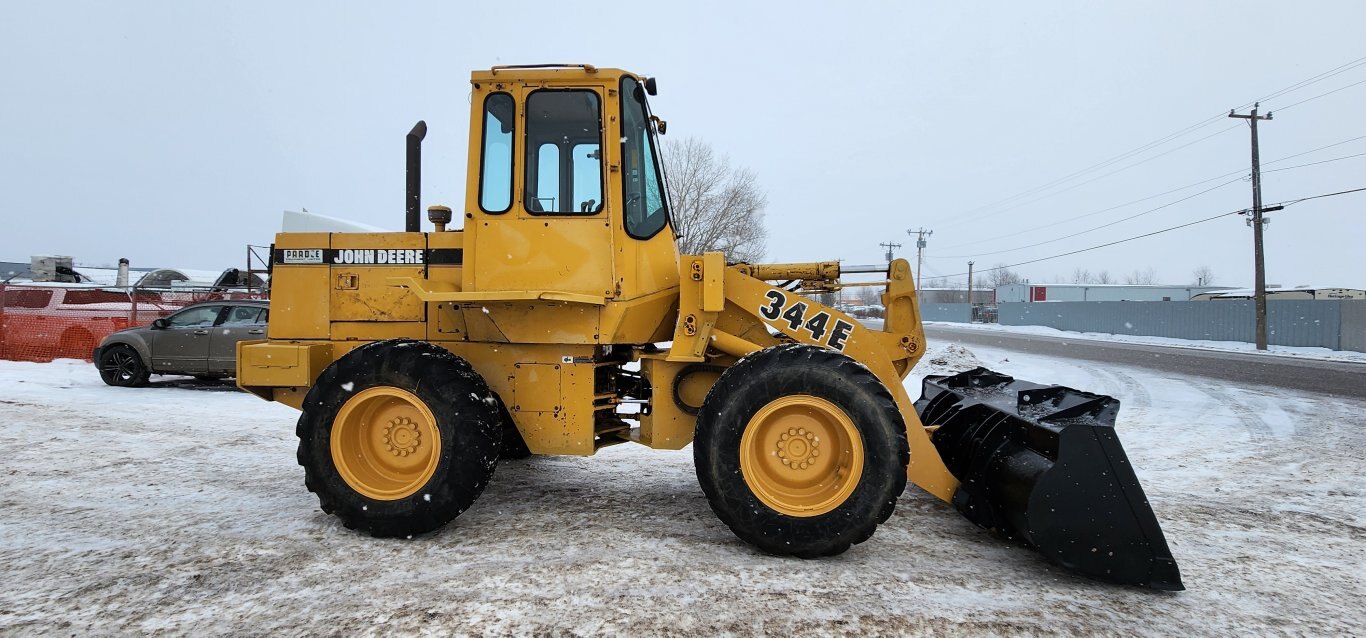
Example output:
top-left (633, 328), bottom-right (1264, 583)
top-left (0, 285), bottom-right (181, 362)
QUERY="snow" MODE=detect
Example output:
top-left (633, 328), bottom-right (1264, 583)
top-left (924, 320), bottom-right (1366, 363)
top-left (281, 209), bottom-right (386, 233)
top-left (1, 352), bottom-right (1363, 635)
top-left (10, 268), bottom-right (231, 288)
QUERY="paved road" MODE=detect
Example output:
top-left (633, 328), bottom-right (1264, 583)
top-left (923, 324), bottom-right (1366, 399)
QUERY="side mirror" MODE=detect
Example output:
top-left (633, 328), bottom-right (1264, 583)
top-left (645, 77), bottom-right (658, 96)
top-left (152, 318), bottom-right (168, 329)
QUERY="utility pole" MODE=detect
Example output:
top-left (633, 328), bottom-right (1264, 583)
top-left (907, 227), bottom-right (933, 293)
top-left (967, 261), bottom-right (975, 308)
top-left (879, 241), bottom-right (902, 263)
top-left (1229, 103), bottom-right (1273, 351)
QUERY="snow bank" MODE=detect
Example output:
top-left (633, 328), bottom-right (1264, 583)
top-left (924, 321), bottom-right (1366, 363)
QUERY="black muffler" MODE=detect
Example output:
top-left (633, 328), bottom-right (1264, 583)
top-left (915, 367), bottom-right (1183, 591)
top-left (406, 120), bottom-right (427, 233)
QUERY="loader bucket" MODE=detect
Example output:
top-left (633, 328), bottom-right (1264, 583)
top-left (914, 367), bottom-right (1183, 591)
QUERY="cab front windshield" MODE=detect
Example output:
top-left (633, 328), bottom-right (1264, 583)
top-left (620, 77), bottom-right (669, 238)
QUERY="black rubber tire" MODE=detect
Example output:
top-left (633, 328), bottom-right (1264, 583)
top-left (296, 339), bottom-right (502, 537)
top-left (97, 344), bottom-right (150, 387)
top-left (490, 394), bottom-right (533, 460)
top-left (694, 343), bottom-right (909, 558)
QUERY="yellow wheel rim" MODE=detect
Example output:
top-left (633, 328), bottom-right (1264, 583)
top-left (331, 387), bottom-right (441, 501)
top-left (739, 395), bottom-right (864, 517)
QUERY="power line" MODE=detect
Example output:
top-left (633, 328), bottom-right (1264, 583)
top-left (937, 171), bottom-right (1243, 250)
top-left (942, 118), bottom-right (1232, 225)
top-left (1279, 186), bottom-right (1366, 206)
top-left (1261, 134), bottom-right (1366, 165)
top-left (936, 177), bottom-right (1243, 258)
top-left (1264, 151), bottom-right (1366, 174)
top-left (1255, 55), bottom-right (1366, 105)
top-left (938, 124), bottom-right (1242, 230)
top-left (934, 186), bottom-right (1366, 279)
top-left (942, 55), bottom-right (1366, 226)
top-left (1271, 76), bottom-right (1366, 113)
top-left (938, 133), bottom-right (1366, 251)
top-left (940, 210), bottom-right (1247, 278)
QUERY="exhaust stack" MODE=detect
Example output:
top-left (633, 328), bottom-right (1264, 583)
top-left (116, 258), bottom-right (130, 287)
top-left (406, 121), bottom-right (427, 233)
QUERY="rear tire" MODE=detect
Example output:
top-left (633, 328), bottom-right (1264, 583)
top-left (97, 344), bottom-right (149, 387)
top-left (694, 344), bottom-right (908, 558)
top-left (492, 395), bottom-right (533, 460)
top-left (296, 339), bottom-right (502, 537)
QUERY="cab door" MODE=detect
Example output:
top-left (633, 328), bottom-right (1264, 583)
top-left (208, 305), bottom-right (266, 374)
top-left (150, 305), bottom-right (224, 374)
top-left (466, 86), bottom-right (616, 299)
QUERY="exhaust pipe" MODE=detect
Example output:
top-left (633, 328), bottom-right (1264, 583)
top-left (406, 120), bottom-right (427, 233)
top-left (116, 258), bottom-right (130, 287)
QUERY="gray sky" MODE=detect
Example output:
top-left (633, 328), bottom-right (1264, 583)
top-left (2, 1), bottom-right (1363, 288)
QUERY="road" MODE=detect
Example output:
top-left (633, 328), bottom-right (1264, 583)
top-left (923, 323), bottom-right (1366, 399)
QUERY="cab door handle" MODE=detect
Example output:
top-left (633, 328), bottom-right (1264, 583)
top-left (193, 329), bottom-right (210, 335)
top-left (248, 329), bottom-right (264, 335)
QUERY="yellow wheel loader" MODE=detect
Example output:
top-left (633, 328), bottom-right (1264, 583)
top-left (237, 64), bottom-right (1182, 590)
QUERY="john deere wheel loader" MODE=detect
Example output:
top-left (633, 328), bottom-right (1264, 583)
top-left (238, 64), bottom-right (1182, 590)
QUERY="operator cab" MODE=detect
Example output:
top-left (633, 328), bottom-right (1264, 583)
top-left (460, 65), bottom-right (679, 307)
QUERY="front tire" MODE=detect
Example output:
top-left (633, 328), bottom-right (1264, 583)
top-left (694, 344), bottom-right (908, 558)
top-left (296, 339), bottom-right (501, 537)
top-left (97, 344), bottom-right (149, 387)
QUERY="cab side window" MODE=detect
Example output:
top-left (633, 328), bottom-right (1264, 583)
top-left (524, 90), bottom-right (604, 214)
top-left (168, 306), bottom-right (223, 328)
top-left (480, 93), bottom-right (516, 213)
top-left (222, 306), bottom-right (265, 325)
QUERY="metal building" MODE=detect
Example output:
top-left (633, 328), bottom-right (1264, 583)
top-left (996, 283), bottom-right (1233, 303)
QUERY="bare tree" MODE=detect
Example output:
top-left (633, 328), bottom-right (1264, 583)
top-left (984, 264), bottom-right (1024, 289)
top-left (1124, 268), bottom-right (1158, 285)
top-left (856, 286), bottom-right (881, 305)
top-left (1070, 267), bottom-right (1092, 284)
top-left (1095, 270), bottom-right (1115, 284)
top-left (1191, 265), bottom-right (1217, 286)
top-left (662, 137), bottom-right (768, 262)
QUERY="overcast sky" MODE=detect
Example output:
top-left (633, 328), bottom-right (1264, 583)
top-left (2, 1), bottom-right (1363, 288)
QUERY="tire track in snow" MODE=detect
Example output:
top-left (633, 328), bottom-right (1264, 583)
top-left (1191, 382), bottom-right (1276, 442)
top-left (1070, 363), bottom-right (1147, 409)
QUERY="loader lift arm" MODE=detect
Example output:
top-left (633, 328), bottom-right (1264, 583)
top-left (666, 252), bottom-right (1182, 589)
top-left (667, 253), bottom-right (957, 501)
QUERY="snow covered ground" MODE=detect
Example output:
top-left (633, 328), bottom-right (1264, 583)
top-left (1, 349), bottom-right (1362, 636)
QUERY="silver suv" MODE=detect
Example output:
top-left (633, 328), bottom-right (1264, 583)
top-left (95, 300), bottom-right (269, 386)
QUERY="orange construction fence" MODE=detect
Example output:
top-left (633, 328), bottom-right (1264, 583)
top-left (0, 284), bottom-right (267, 363)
